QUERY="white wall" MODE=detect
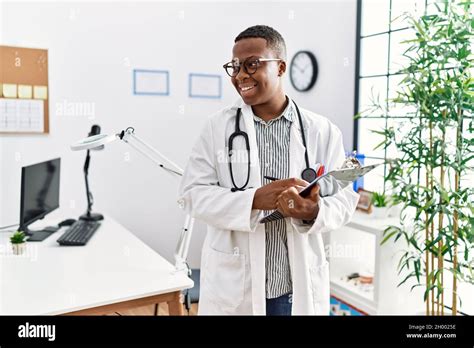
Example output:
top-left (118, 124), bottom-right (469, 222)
top-left (0, 0), bottom-right (357, 267)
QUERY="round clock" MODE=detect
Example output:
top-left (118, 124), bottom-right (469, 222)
top-left (289, 50), bottom-right (318, 92)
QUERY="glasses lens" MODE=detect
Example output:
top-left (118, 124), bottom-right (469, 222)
top-left (224, 63), bottom-right (239, 77)
top-left (244, 58), bottom-right (259, 75)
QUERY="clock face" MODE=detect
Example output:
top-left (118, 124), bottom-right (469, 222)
top-left (290, 51), bottom-right (318, 92)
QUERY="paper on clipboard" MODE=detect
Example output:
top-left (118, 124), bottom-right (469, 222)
top-left (259, 163), bottom-right (383, 224)
top-left (325, 164), bottom-right (381, 182)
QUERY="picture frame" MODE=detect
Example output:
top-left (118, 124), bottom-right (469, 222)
top-left (188, 73), bottom-right (222, 99)
top-left (357, 188), bottom-right (373, 213)
top-left (133, 69), bottom-right (170, 96)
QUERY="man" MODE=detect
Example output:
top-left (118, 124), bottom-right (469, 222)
top-left (178, 25), bottom-right (358, 315)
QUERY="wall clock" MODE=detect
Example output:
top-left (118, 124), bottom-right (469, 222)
top-left (290, 50), bottom-right (318, 92)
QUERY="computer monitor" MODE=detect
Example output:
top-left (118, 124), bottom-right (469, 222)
top-left (19, 158), bottom-right (61, 241)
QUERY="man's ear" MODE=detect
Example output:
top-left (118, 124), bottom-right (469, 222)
top-left (278, 60), bottom-right (287, 77)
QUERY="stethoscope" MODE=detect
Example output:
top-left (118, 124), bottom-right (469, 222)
top-left (228, 100), bottom-right (317, 191)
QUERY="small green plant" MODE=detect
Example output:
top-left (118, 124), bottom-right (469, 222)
top-left (10, 231), bottom-right (26, 244)
top-left (387, 193), bottom-right (405, 207)
top-left (371, 191), bottom-right (387, 208)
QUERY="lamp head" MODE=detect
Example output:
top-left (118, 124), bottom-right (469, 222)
top-left (71, 133), bottom-right (117, 151)
top-left (89, 125), bottom-right (104, 151)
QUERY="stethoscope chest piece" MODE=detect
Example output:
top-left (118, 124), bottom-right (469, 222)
top-left (301, 167), bottom-right (317, 183)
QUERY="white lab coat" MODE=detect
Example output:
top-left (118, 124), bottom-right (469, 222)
top-left (178, 98), bottom-right (359, 315)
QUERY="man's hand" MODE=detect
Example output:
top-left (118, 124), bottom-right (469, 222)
top-left (276, 184), bottom-right (320, 221)
top-left (252, 178), bottom-right (309, 211)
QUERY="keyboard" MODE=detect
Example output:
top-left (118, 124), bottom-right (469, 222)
top-left (57, 220), bottom-right (100, 246)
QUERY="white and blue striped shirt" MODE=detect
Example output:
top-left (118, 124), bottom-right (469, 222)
top-left (253, 101), bottom-right (294, 299)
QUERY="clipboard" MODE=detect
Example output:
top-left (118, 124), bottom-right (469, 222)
top-left (259, 163), bottom-right (383, 224)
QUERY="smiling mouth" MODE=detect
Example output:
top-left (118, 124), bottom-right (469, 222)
top-left (239, 84), bottom-right (257, 93)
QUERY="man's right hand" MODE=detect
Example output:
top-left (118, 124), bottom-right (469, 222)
top-left (252, 178), bottom-right (309, 211)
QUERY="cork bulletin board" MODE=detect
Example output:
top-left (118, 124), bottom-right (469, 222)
top-left (0, 45), bottom-right (49, 134)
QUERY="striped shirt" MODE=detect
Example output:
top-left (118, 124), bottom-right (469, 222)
top-left (253, 101), bottom-right (294, 299)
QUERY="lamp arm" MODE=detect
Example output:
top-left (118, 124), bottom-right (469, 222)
top-left (118, 127), bottom-right (193, 275)
top-left (174, 214), bottom-right (195, 275)
top-left (120, 128), bottom-right (184, 177)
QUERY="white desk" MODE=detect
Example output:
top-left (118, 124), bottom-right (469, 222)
top-left (0, 213), bottom-right (193, 315)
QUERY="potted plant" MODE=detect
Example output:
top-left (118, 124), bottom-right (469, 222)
top-left (10, 231), bottom-right (27, 255)
top-left (387, 194), bottom-right (405, 218)
top-left (371, 191), bottom-right (388, 219)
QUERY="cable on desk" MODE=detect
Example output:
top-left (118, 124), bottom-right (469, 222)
top-left (0, 222), bottom-right (18, 230)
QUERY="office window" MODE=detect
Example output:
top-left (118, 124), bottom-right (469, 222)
top-left (354, 0), bottom-right (432, 192)
top-left (355, 0), bottom-right (473, 193)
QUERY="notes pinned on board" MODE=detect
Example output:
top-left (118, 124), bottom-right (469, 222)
top-left (3, 84), bottom-right (17, 98)
top-left (18, 85), bottom-right (33, 99)
top-left (33, 85), bottom-right (48, 100)
top-left (0, 98), bottom-right (44, 132)
top-left (0, 45), bottom-right (49, 133)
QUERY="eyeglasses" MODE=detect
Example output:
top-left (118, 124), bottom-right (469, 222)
top-left (222, 56), bottom-right (282, 77)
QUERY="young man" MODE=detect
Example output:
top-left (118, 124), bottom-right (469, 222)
top-left (178, 25), bottom-right (358, 315)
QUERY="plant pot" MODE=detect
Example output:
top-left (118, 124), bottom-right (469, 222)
top-left (371, 206), bottom-right (388, 219)
top-left (11, 242), bottom-right (26, 255)
top-left (388, 203), bottom-right (403, 218)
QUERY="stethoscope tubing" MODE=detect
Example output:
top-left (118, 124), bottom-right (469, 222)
top-left (228, 99), bottom-right (316, 190)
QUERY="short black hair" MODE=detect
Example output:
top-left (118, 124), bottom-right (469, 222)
top-left (235, 25), bottom-right (287, 60)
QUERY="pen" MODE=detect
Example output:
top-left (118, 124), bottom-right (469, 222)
top-left (317, 165), bottom-right (325, 177)
top-left (264, 175), bottom-right (280, 181)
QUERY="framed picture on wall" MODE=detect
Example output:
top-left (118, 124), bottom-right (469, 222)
top-left (357, 188), bottom-right (373, 213)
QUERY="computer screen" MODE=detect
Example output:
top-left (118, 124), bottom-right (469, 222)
top-left (20, 158), bottom-right (61, 229)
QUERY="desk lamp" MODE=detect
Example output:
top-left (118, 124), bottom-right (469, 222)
top-left (70, 127), bottom-right (193, 275)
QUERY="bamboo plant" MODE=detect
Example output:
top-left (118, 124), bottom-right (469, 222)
top-left (363, 0), bottom-right (474, 315)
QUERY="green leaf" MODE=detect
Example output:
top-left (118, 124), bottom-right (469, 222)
top-left (10, 231), bottom-right (26, 244)
top-left (381, 230), bottom-right (398, 245)
top-left (398, 272), bottom-right (416, 287)
top-left (414, 259), bottom-right (421, 283)
top-left (424, 285), bottom-right (437, 302)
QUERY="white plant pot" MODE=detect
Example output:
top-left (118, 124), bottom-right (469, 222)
top-left (11, 242), bottom-right (26, 255)
top-left (371, 206), bottom-right (388, 219)
top-left (388, 203), bottom-right (403, 218)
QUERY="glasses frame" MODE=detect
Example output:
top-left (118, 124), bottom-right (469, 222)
top-left (222, 56), bottom-right (282, 77)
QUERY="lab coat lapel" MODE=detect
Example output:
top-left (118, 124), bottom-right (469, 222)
top-left (240, 103), bottom-right (266, 314)
top-left (287, 100), bottom-right (308, 314)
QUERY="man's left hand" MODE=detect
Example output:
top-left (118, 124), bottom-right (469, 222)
top-left (276, 184), bottom-right (320, 221)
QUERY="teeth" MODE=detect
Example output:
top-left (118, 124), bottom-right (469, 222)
top-left (240, 85), bottom-right (255, 91)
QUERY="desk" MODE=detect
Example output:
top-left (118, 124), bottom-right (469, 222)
top-left (0, 213), bottom-right (193, 315)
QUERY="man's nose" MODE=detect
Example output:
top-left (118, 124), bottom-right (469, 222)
top-left (235, 65), bottom-right (250, 82)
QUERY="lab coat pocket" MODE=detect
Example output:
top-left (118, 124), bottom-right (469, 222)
top-left (309, 261), bottom-right (330, 315)
top-left (202, 247), bottom-right (246, 310)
